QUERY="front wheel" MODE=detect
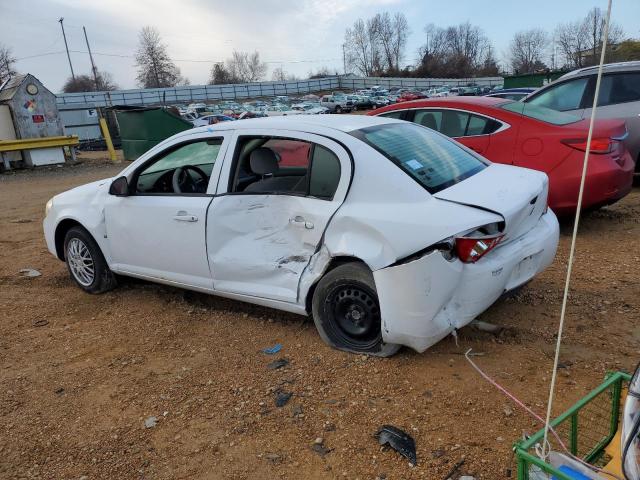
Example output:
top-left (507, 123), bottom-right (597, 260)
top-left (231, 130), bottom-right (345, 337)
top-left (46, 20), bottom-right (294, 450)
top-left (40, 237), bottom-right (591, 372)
top-left (64, 226), bottom-right (117, 294)
top-left (335, 106), bottom-right (342, 114)
top-left (312, 262), bottom-right (400, 357)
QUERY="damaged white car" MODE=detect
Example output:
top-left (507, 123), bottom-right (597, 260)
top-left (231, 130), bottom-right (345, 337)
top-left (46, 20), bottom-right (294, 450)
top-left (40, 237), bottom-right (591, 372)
top-left (43, 116), bottom-right (559, 356)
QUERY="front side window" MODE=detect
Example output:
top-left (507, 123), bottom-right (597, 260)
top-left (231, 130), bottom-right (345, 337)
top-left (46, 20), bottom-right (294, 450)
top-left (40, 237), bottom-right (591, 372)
top-left (135, 139), bottom-right (222, 194)
top-left (526, 77), bottom-right (589, 111)
top-left (230, 137), bottom-right (341, 199)
top-left (351, 123), bottom-right (486, 194)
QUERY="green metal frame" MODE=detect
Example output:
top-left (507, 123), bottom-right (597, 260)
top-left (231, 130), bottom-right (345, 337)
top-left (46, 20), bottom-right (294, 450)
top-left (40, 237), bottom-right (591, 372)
top-left (514, 371), bottom-right (631, 480)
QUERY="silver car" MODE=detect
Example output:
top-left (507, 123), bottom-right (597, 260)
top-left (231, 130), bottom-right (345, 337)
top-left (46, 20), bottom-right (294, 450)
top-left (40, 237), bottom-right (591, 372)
top-left (524, 61), bottom-right (640, 175)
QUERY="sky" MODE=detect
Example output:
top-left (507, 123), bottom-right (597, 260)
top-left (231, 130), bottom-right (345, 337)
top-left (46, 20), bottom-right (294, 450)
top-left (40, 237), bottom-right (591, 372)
top-left (1, 0), bottom-right (639, 93)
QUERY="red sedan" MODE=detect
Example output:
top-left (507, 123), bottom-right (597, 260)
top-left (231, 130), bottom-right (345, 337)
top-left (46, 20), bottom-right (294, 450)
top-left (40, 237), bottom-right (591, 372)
top-left (370, 97), bottom-right (634, 215)
top-left (396, 91), bottom-right (426, 102)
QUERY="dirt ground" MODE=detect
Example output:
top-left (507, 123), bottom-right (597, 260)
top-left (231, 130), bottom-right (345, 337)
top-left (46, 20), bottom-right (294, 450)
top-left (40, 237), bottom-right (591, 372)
top-left (1, 151), bottom-right (638, 480)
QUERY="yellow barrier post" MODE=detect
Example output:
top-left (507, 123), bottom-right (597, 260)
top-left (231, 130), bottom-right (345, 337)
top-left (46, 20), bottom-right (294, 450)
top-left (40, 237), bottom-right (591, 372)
top-left (99, 117), bottom-right (118, 163)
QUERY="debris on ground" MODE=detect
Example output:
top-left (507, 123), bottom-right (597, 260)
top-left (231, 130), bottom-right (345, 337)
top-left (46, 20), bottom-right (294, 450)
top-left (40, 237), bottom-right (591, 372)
top-left (19, 268), bottom-right (41, 278)
top-left (375, 425), bottom-right (417, 465)
top-left (470, 319), bottom-right (504, 335)
top-left (261, 343), bottom-right (282, 355)
top-left (311, 437), bottom-right (331, 457)
top-left (32, 319), bottom-right (48, 327)
top-left (443, 458), bottom-right (465, 479)
top-left (267, 358), bottom-right (289, 370)
top-left (144, 416), bottom-right (158, 428)
top-left (274, 391), bottom-right (292, 407)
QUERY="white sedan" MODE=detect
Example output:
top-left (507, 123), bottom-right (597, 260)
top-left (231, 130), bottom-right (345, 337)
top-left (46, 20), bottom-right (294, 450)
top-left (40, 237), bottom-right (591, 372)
top-left (43, 116), bottom-right (559, 356)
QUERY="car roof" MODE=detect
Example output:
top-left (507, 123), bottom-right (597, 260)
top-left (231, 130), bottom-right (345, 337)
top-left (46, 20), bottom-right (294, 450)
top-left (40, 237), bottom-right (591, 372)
top-left (388, 96), bottom-right (508, 109)
top-left (190, 114), bottom-right (399, 134)
top-left (560, 60), bottom-right (640, 79)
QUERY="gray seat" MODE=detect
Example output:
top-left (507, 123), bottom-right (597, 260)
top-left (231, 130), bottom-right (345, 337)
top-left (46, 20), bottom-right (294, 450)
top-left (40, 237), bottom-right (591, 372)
top-left (244, 147), bottom-right (307, 193)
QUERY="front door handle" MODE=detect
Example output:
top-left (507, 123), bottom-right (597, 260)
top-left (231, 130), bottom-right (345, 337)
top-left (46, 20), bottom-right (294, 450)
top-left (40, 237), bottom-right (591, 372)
top-left (174, 211), bottom-right (198, 222)
top-left (290, 215), bottom-right (314, 229)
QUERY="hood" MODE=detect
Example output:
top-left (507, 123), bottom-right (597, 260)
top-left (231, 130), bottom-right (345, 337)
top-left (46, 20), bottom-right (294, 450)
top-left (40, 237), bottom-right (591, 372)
top-left (55, 178), bottom-right (112, 205)
top-left (434, 163), bottom-right (548, 243)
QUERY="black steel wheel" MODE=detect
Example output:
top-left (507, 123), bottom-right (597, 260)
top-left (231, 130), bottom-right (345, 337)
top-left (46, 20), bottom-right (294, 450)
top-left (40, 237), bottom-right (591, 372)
top-left (311, 262), bottom-right (400, 356)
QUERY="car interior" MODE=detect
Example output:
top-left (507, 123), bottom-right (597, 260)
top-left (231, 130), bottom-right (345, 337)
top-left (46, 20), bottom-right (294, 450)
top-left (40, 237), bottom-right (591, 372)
top-left (134, 139), bottom-right (222, 195)
top-left (230, 137), bottom-right (341, 199)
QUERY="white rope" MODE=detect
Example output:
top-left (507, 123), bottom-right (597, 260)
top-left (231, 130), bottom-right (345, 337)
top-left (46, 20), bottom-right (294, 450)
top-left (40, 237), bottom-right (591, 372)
top-left (540, 0), bottom-right (613, 460)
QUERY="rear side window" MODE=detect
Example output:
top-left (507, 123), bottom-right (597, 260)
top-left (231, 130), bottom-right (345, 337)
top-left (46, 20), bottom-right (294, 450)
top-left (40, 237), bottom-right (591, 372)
top-left (598, 73), bottom-right (640, 106)
top-left (412, 109), bottom-right (501, 136)
top-left (526, 77), bottom-right (589, 111)
top-left (309, 145), bottom-right (340, 199)
top-left (351, 123), bottom-right (486, 194)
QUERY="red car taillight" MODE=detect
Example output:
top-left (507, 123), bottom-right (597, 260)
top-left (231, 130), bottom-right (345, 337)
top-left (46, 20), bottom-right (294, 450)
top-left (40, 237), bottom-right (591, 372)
top-left (455, 234), bottom-right (504, 263)
top-left (561, 137), bottom-right (617, 154)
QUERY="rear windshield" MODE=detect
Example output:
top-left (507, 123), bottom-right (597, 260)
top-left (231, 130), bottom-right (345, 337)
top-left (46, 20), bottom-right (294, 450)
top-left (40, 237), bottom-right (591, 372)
top-left (499, 101), bottom-right (580, 125)
top-left (351, 123), bottom-right (487, 194)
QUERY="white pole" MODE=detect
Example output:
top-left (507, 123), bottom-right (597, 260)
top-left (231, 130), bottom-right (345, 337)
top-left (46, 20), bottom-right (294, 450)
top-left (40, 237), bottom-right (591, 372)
top-left (540, 0), bottom-right (613, 460)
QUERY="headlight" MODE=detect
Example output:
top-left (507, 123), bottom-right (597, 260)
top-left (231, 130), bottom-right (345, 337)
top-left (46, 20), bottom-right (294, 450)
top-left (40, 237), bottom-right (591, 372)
top-left (45, 197), bottom-right (54, 216)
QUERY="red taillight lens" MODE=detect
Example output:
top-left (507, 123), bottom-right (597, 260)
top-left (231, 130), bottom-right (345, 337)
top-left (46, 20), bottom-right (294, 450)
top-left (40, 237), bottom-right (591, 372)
top-left (455, 235), bottom-right (504, 263)
top-left (561, 137), bottom-right (614, 154)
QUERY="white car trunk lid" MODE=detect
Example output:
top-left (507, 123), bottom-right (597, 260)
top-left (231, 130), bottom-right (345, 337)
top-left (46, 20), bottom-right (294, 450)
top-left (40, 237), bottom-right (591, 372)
top-left (433, 163), bottom-right (548, 243)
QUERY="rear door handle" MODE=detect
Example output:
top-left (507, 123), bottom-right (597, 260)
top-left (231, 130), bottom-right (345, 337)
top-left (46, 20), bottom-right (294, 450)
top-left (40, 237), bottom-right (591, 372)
top-left (174, 211), bottom-right (198, 222)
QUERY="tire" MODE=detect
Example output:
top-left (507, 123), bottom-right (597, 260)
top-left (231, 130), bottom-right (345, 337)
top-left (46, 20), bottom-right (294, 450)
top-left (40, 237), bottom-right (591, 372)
top-left (63, 226), bottom-right (117, 294)
top-left (352, 105), bottom-right (358, 111)
top-left (312, 262), bottom-right (400, 357)
top-left (335, 106), bottom-right (342, 114)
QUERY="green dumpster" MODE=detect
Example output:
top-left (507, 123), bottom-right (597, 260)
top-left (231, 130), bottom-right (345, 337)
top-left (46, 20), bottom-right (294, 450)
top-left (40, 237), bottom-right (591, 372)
top-left (113, 106), bottom-right (193, 161)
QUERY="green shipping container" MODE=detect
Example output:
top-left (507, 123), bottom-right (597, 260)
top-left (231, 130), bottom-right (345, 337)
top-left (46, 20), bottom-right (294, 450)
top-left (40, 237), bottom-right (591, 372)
top-left (114, 107), bottom-right (193, 161)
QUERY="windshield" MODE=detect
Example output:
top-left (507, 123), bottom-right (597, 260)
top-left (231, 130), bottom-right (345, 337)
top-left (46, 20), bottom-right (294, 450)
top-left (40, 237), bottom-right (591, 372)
top-left (351, 123), bottom-right (487, 194)
top-left (499, 101), bottom-right (580, 125)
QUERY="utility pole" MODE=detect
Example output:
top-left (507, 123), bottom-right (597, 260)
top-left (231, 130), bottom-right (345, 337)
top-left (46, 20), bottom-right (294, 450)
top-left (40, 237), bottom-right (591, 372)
top-left (58, 17), bottom-right (75, 81)
top-left (83, 26), bottom-right (100, 90)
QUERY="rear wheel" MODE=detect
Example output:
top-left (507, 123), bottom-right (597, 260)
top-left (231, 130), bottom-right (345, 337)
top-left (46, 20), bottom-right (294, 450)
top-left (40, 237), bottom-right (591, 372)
top-left (64, 226), bottom-right (117, 294)
top-left (335, 106), bottom-right (342, 114)
top-left (312, 262), bottom-right (400, 357)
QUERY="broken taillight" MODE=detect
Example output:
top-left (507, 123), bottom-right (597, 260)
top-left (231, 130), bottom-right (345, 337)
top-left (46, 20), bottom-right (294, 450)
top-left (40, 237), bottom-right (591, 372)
top-left (455, 234), bottom-right (504, 263)
top-left (561, 137), bottom-right (617, 154)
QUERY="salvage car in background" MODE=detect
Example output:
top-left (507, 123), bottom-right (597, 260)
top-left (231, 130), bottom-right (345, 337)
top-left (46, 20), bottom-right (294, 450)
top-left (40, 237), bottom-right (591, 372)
top-left (44, 116), bottom-right (559, 356)
top-left (523, 61), bottom-right (640, 176)
top-left (485, 87), bottom-right (537, 101)
top-left (373, 97), bottom-right (634, 215)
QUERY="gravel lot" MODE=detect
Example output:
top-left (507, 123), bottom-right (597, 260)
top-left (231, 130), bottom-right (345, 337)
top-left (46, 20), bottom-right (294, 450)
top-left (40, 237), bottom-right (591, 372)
top-left (1, 152), bottom-right (638, 479)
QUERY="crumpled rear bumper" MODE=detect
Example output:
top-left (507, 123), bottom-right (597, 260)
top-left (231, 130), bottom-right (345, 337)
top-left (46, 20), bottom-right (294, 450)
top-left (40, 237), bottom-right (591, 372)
top-left (373, 210), bottom-right (559, 352)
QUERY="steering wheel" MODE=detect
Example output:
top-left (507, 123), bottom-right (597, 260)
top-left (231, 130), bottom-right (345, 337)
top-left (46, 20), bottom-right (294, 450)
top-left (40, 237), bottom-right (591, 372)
top-left (172, 165), bottom-right (208, 193)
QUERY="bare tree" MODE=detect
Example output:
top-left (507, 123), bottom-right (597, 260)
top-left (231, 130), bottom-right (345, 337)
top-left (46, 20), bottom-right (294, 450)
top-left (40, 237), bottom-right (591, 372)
top-left (209, 63), bottom-right (231, 84)
top-left (584, 7), bottom-right (624, 63)
top-left (271, 66), bottom-right (297, 81)
top-left (345, 13), bottom-right (408, 76)
top-left (0, 43), bottom-right (17, 84)
top-left (375, 12), bottom-right (409, 73)
top-left (416, 22), bottom-right (493, 77)
top-left (63, 71), bottom-right (118, 93)
top-left (509, 29), bottom-right (548, 73)
top-left (554, 8), bottom-right (624, 68)
top-left (345, 18), bottom-right (375, 76)
top-left (225, 51), bottom-right (267, 83)
top-left (135, 26), bottom-right (183, 88)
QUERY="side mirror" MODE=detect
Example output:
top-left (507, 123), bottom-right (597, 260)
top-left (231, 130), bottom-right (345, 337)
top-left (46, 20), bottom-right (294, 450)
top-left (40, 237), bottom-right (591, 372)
top-left (109, 176), bottom-right (130, 196)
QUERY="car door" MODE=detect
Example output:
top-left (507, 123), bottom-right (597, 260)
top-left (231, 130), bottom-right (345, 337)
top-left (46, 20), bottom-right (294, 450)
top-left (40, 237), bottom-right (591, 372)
top-left (104, 134), bottom-right (230, 290)
top-left (207, 129), bottom-right (351, 304)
